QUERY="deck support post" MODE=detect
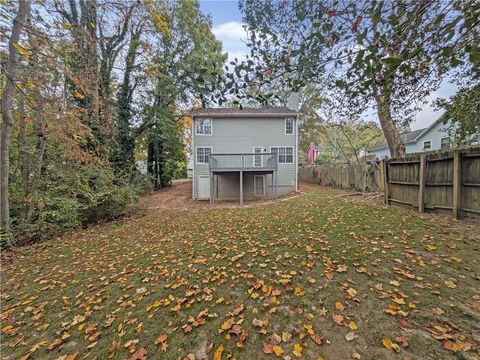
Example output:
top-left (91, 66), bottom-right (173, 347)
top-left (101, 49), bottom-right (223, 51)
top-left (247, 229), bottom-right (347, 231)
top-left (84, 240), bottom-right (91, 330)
top-left (209, 172), bottom-right (214, 206)
top-left (239, 170), bottom-right (243, 207)
top-left (271, 172), bottom-right (274, 200)
top-left (274, 170), bottom-right (278, 200)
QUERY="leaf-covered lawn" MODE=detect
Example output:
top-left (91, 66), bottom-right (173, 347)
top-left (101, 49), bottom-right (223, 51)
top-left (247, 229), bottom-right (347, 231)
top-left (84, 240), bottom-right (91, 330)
top-left (2, 185), bottom-right (479, 360)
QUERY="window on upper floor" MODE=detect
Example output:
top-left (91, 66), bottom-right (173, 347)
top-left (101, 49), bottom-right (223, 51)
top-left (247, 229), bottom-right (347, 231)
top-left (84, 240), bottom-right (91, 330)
top-left (423, 140), bottom-right (432, 151)
top-left (440, 137), bottom-right (451, 150)
top-left (196, 118), bottom-right (212, 135)
top-left (196, 147), bottom-right (212, 164)
top-left (271, 146), bottom-right (294, 164)
top-left (285, 118), bottom-right (294, 135)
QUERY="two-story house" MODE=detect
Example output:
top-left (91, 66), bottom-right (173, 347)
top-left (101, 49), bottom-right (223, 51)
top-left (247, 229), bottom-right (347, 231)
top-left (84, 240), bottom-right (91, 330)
top-left (367, 116), bottom-right (456, 159)
top-left (191, 107), bottom-right (299, 205)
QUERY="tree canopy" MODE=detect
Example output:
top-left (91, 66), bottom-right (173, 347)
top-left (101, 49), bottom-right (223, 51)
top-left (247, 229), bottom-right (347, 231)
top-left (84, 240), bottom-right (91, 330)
top-left (213, 0), bottom-right (479, 158)
top-left (0, 0), bottom-right (225, 243)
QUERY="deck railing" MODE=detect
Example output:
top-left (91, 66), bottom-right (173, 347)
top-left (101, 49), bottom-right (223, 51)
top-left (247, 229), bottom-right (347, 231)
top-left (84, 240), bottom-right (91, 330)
top-left (209, 153), bottom-right (278, 171)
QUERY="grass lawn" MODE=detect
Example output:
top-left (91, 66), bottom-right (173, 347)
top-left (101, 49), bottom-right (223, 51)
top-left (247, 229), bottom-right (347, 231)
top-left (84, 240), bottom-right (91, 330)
top-left (1, 185), bottom-right (479, 360)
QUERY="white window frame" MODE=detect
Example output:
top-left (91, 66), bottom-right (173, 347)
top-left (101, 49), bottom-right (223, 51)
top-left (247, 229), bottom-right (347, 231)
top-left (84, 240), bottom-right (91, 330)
top-left (423, 140), bottom-right (432, 151)
top-left (195, 146), bottom-right (212, 164)
top-left (270, 146), bottom-right (294, 164)
top-left (254, 175), bottom-right (266, 196)
top-left (285, 118), bottom-right (294, 135)
top-left (253, 146), bottom-right (264, 167)
top-left (195, 118), bottom-right (212, 136)
top-left (440, 136), bottom-right (450, 150)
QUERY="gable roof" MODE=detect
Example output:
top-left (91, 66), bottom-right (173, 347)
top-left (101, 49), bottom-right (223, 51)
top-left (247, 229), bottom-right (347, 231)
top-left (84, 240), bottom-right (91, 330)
top-left (368, 128), bottom-right (426, 151)
top-left (368, 115), bottom-right (448, 152)
top-left (191, 107), bottom-right (298, 118)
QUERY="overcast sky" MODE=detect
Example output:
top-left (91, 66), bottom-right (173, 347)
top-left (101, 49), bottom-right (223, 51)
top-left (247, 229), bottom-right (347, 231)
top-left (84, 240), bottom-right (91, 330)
top-left (199, 0), bottom-right (457, 130)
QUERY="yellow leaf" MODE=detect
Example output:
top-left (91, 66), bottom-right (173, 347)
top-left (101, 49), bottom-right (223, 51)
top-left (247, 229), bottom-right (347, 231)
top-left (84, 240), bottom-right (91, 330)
top-left (60, 22), bottom-right (71, 30)
top-left (304, 324), bottom-right (315, 335)
top-left (348, 321), bottom-right (358, 330)
top-left (335, 301), bottom-right (345, 311)
top-left (272, 345), bottom-right (284, 356)
top-left (444, 280), bottom-right (456, 288)
top-left (220, 318), bottom-right (234, 331)
top-left (392, 296), bottom-right (405, 305)
top-left (282, 331), bottom-right (292, 343)
top-left (294, 287), bottom-right (305, 296)
top-left (213, 344), bottom-right (224, 360)
top-left (293, 343), bottom-right (303, 357)
top-left (13, 43), bottom-right (28, 58)
top-left (73, 90), bottom-right (85, 100)
top-left (382, 338), bottom-right (400, 352)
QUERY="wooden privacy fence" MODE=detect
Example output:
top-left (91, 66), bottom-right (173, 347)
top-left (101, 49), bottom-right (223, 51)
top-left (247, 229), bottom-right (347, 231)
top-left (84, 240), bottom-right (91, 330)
top-left (382, 146), bottom-right (480, 219)
top-left (299, 163), bottom-right (382, 192)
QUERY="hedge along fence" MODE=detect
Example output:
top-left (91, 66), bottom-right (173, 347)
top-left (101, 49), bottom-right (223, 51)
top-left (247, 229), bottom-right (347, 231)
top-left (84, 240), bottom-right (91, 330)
top-left (299, 163), bottom-right (382, 192)
top-left (382, 146), bottom-right (480, 219)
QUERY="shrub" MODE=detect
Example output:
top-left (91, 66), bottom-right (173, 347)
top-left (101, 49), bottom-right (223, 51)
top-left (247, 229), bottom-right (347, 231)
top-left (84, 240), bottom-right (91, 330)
top-left (80, 185), bottom-right (139, 224)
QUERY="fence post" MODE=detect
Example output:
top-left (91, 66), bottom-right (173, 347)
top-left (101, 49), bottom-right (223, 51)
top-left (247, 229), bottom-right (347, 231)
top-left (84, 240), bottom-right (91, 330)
top-left (453, 150), bottom-right (462, 219)
top-left (418, 154), bottom-right (427, 212)
top-left (382, 159), bottom-right (389, 205)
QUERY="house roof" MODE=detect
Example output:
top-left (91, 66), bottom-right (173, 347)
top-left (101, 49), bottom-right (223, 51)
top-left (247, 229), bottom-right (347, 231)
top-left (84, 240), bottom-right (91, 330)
top-left (368, 115), bottom-right (448, 152)
top-left (368, 128), bottom-right (426, 151)
top-left (191, 107), bottom-right (298, 118)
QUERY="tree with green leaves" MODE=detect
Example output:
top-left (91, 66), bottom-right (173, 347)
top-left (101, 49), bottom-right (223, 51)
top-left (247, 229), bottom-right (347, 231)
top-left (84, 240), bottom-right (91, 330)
top-left (139, 0), bottom-right (226, 188)
top-left (1, 0), bottom-right (30, 234)
top-left (437, 83), bottom-right (480, 145)
top-left (218, 0), bottom-right (479, 158)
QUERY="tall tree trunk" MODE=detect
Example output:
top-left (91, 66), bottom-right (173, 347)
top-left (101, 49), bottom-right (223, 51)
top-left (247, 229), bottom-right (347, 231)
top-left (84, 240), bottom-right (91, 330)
top-left (25, 31), bottom-right (47, 224)
top-left (375, 93), bottom-right (406, 158)
top-left (0, 0), bottom-right (30, 233)
top-left (112, 26), bottom-right (142, 170)
top-left (17, 96), bottom-right (30, 226)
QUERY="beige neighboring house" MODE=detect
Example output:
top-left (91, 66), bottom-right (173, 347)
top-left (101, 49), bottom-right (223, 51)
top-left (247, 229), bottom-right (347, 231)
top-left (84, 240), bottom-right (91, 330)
top-left (191, 107), bottom-right (299, 205)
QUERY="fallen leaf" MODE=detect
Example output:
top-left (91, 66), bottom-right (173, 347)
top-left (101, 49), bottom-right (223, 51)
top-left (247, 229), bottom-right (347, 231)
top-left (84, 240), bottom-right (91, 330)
top-left (272, 345), bottom-right (284, 357)
top-left (382, 338), bottom-right (400, 352)
top-left (444, 280), bottom-right (456, 289)
top-left (213, 344), bottom-right (224, 360)
top-left (282, 331), bottom-right (292, 343)
top-left (128, 347), bottom-right (147, 360)
top-left (293, 343), bottom-right (303, 357)
top-left (345, 332), bottom-right (355, 342)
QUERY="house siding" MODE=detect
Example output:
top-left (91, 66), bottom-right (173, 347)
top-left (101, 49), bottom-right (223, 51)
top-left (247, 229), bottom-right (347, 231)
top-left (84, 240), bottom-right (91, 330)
top-left (193, 116), bottom-right (297, 199)
top-left (369, 119), bottom-right (453, 159)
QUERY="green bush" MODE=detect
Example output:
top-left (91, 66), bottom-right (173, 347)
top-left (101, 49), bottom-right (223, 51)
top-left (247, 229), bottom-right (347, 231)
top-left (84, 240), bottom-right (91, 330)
top-left (0, 232), bottom-right (15, 249)
top-left (80, 185), bottom-right (139, 224)
top-left (8, 165), bottom-right (147, 245)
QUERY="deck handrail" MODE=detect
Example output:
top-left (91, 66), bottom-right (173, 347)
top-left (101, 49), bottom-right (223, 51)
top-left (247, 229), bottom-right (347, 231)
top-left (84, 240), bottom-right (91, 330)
top-left (209, 153), bottom-right (278, 171)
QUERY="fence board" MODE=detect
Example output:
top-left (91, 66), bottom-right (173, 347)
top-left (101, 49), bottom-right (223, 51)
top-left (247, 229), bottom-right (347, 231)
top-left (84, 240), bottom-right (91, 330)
top-left (299, 146), bottom-right (480, 219)
top-left (298, 163), bottom-right (382, 192)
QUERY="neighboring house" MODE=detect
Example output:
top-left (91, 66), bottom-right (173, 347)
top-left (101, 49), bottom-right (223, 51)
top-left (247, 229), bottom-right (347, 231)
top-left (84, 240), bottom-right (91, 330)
top-left (191, 107), bottom-right (299, 205)
top-left (306, 142), bottom-right (321, 165)
top-left (367, 117), bottom-right (455, 158)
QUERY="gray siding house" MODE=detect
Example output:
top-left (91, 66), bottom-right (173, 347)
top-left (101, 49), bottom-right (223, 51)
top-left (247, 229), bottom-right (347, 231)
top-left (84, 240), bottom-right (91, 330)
top-left (368, 117), bottom-right (455, 158)
top-left (191, 107), bottom-right (299, 204)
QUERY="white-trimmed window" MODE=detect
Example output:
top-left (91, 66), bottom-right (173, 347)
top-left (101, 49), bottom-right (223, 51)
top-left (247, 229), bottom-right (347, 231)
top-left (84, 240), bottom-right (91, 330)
top-left (285, 118), bottom-right (294, 135)
top-left (196, 118), bottom-right (212, 135)
top-left (423, 140), bottom-right (432, 151)
top-left (271, 146), bottom-right (294, 164)
top-left (196, 147), bottom-right (212, 164)
top-left (440, 136), bottom-right (450, 150)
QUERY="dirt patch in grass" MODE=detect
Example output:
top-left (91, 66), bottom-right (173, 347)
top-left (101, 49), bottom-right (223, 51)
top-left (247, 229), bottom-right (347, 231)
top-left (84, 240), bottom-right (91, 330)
top-left (1, 185), bottom-right (479, 359)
